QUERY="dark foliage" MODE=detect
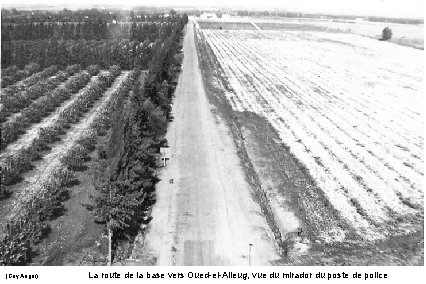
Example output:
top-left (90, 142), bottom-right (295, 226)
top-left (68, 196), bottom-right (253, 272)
top-left (87, 14), bottom-right (186, 263)
top-left (382, 27), bottom-right (392, 41)
top-left (1, 11), bottom-right (187, 69)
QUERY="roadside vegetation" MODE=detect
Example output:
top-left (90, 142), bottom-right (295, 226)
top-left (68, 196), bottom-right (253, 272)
top-left (87, 19), bottom-right (186, 265)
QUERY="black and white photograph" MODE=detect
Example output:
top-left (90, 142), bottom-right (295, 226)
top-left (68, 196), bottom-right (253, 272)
top-left (0, 0), bottom-right (424, 272)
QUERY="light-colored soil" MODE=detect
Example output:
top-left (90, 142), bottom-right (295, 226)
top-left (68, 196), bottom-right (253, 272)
top-left (194, 19), bottom-right (424, 265)
top-left (137, 22), bottom-right (279, 266)
top-left (196, 17), bottom-right (424, 49)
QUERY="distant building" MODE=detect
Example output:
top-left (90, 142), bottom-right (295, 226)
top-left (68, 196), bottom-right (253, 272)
top-left (355, 18), bottom-right (365, 23)
top-left (222, 14), bottom-right (231, 19)
top-left (200, 13), bottom-right (218, 20)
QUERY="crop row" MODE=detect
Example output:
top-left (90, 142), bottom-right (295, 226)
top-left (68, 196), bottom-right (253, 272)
top-left (61, 72), bottom-right (134, 169)
top-left (0, 66), bottom-right (121, 187)
top-left (0, 70), bottom-right (89, 149)
top-left (199, 29), bottom-right (424, 240)
top-left (0, 64), bottom-right (90, 121)
top-left (1, 64), bottom-right (59, 98)
top-left (3, 38), bottom-right (156, 71)
top-left (247, 32), bottom-right (424, 150)
top-left (204, 29), bottom-right (424, 189)
top-left (0, 70), bottom-right (134, 265)
top-left (219, 30), bottom-right (424, 185)
top-left (0, 68), bottom-right (102, 150)
top-left (1, 63), bottom-right (40, 88)
top-left (196, 20), bottom-right (257, 30)
top-left (2, 65), bottom-right (20, 76)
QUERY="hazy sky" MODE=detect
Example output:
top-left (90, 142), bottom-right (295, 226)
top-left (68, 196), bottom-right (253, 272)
top-left (1, 0), bottom-right (424, 18)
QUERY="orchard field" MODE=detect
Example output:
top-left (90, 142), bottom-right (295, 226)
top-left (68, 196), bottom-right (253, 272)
top-left (0, 9), bottom-right (187, 265)
top-left (194, 18), bottom-right (424, 264)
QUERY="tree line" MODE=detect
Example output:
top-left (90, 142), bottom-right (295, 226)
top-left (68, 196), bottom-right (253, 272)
top-left (1, 14), bottom-right (188, 69)
top-left (88, 15), bottom-right (186, 264)
top-left (233, 10), bottom-right (423, 25)
top-left (1, 8), bottom-right (184, 24)
top-left (1, 21), bottom-right (179, 42)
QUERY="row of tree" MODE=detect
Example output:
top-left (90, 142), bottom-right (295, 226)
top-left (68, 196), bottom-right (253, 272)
top-left (87, 15), bottom-right (186, 264)
top-left (2, 39), bottom-right (151, 69)
top-left (1, 21), bottom-right (180, 42)
top-left (1, 8), bottom-right (183, 24)
top-left (233, 10), bottom-right (423, 24)
top-left (1, 15), bottom-right (188, 69)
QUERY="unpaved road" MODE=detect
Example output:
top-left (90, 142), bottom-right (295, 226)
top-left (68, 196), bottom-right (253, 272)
top-left (143, 22), bottom-right (279, 266)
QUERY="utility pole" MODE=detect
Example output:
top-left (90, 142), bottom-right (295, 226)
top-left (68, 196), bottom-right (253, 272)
top-left (248, 243), bottom-right (253, 266)
top-left (108, 186), bottom-right (112, 266)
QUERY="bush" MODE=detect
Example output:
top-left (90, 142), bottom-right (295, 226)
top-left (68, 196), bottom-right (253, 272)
top-left (0, 139), bottom-right (47, 187)
top-left (76, 131), bottom-right (97, 151)
top-left (39, 126), bottom-right (60, 144)
top-left (382, 27), bottom-right (392, 41)
top-left (64, 71), bottom-right (91, 93)
top-left (64, 64), bottom-right (81, 75)
top-left (87, 65), bottom-right (100, 76)
top-left (0, 122), bottom-right (22, 150)
top-left (0, 182), bottom-right (9, 200)
top-left (61, 145), bottom-right (89, 170)
top-left (51, 167), bottom-right (77, 188)
top-left (0, 223), bottom-right (31, 265)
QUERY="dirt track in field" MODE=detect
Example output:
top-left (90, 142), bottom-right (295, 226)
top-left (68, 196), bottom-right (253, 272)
top-left (141, 21), bottom-right (279, 266)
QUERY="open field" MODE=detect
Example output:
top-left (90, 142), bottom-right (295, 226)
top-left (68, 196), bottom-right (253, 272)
top-left (263, 19), bottom-right (424, 49)
top-left (196, 17), bottom-right (424, 49)
top-left (194, 18), bottom-right (423, 264)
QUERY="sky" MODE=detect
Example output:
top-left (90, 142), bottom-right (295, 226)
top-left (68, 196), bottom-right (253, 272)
top-left (1, 0), bottom-right (424, 18)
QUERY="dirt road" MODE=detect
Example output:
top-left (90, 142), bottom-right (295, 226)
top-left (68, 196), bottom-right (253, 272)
top-left (142, 22), bottom-right (279, 266)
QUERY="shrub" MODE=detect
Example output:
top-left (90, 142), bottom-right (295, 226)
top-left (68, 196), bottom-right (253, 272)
top-left (64, 64), bottom-right (81, 75)
top-left (0, 182), bottom-right (9, 200)
top-left (87, 65), bottom-right (100, 76)
top-left (0, 222), bottom-right (32, 265)
top-left (39, 126), bottom-right (60, 144)
top-left (61, 145), bottom-right (89, 170)
top-left (382, 27), bottom-right (392, 41)
top-left (64, 72), bottom-right (91, 93)
top-left (0, 122), bottom-right (22, 150)
top-left (51, 167), bottom-right (77, 188)
top-left (76, 131), bottom-right (97, 151)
